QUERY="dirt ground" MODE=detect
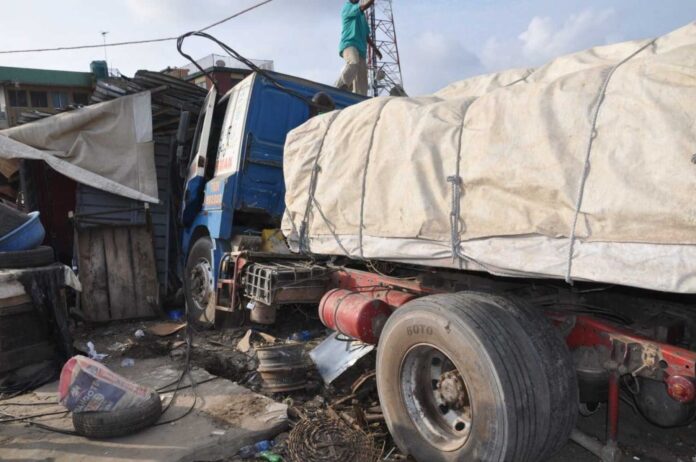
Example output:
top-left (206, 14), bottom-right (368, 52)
top-left (3, 316), bottom-right (695, 462)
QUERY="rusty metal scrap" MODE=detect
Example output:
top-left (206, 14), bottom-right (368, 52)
top-left (256, 342), bottom-right (311, 392)
top-left (287, 413), bottom-right (377, 462)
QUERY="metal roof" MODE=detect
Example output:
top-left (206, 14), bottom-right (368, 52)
top-left (0, 66), bottom-right (94, 87)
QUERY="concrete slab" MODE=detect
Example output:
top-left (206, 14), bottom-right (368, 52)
top-left (0, 357), bottom-right (288, 462)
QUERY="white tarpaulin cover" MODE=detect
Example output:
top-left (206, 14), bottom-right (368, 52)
top-left (0, 92), bottom-right (157, 203)
top-left (283, 23), bottom-right (696, 294)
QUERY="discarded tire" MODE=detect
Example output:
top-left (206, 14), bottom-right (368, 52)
top-left (0, 246), bottom-right (54, 270)
top-left (72, 391), bottom-right (162, 439)
top-left (376, 292), bottom-right (578, 462)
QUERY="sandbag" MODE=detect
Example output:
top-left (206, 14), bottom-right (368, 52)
top-left (58, 355), bottom-right (154, 413)
top-left (282, 22), bottom-right (696, 293)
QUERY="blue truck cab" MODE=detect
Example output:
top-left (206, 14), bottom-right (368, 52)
top-left (180, 71), bottom-right (364, 323)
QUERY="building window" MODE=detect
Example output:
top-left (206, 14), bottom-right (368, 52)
top-left (52, 91), bottom-right (69, 109)
top-left (30, 91), bottom-right (48, 108)
top-left (73, 92), bottom-right (89, 105)
top-left (8, 90), bottom-right (28, 107)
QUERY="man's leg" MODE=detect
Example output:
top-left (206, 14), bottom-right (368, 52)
top-left (356, 55), bottom-right (368, 96)
top-left (335, 47), bottom-right (361, 92)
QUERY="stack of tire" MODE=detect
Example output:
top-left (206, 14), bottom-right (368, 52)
top-left (0, 202), bottom-right (56, 392)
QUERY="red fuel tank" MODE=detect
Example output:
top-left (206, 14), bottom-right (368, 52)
top-left (318, 289), bottom-right (393, 344)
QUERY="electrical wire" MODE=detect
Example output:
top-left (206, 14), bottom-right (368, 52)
top-left (0, 410), bottom-right (68, 423)
top-left (176, 30), bottom-right (317, 107)
top-left (0, 0), bottom-right (274, 55)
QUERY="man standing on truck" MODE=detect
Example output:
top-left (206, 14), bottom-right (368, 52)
top-left (335, 0), bottom-right (382, 96)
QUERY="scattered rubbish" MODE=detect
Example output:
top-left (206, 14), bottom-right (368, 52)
top-left (237, 329), bottom-right (277, 353)
top-left (86, 341), bottom-right (108, 361)
top-left (287, 413), bottom-right (376, 462)
top-left (211, 429), bottom-right (226, 436)
top-left (168, 309), bottom-right (184, 321)
top-left (289, 330), bottom-right (314, 342)
top-left (120, 358), bottom-right (135, 368)
top-left (309, 332), bottom-right (375, 384)
top-left (107, 341), bottom-right (127, 352)
top-left (258, 451), bottom-right (283, 462)
top-left (149, 322), bottom-right (186, 337)
top-left (134, 329), bottom-right (145, 338)
top-left (238, 439), bottom-right (275, 458)
top-left (256, 343), bottom-right (311, 392)
top-left (59, 355), bottom-right (162, 438)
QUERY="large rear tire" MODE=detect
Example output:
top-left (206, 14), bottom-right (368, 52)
top-left (184, 236), bottom-right (215, 325)
top-left (376, 292), bottom-right (577, 462)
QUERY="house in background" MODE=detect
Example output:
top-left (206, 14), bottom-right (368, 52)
top-left (164, 54), bottom-right (274, 94)
top-left (0, 64), bottom-right (97, 128)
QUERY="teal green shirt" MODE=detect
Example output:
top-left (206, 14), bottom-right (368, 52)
top-left (339, 2), bottom-right (369, 58)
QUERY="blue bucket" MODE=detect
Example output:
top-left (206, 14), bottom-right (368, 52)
top-left (0, 212), bottom-right (46, 252)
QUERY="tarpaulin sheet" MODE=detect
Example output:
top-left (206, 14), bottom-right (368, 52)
top-left (283, 23), bottom-right (696, 293)
top-left (0, 92), bottom-right (157, 203)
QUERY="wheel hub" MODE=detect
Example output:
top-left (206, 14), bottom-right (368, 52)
top-left (437, 370), bottom-right (468, 410)
top-left (400, 344), bottom-right (473, 451)
top-left (190, 259), bottom-right (212, 308)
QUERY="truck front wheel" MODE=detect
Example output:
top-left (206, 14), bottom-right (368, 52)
top-left (184, 236), bottom-right (215, 325)
top-left (376, 292), bottom-right (577, 462)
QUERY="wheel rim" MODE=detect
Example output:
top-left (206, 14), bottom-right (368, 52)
top-left (189, 258), bottom-right (212, 312)
top-left (400, 344), bottom-right (473, 451)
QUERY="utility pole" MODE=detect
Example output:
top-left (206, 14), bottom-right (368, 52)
top-left (100, 31), bottom-right (109, 65)
top-left (367, 0), bottom-right (405, 97)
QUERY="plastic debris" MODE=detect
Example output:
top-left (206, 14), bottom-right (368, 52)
top-left (258, 451), bottom-right (283, 462)
top-left (120, 358), bottom-right (135, 368)
top-left (134, 329), bottom-right (145, 338)
top-left (238, 440), bottom-right (275, 458)
top-left (211, 429), bottom-right (226, 436)
top-left (289, 330), bottom-right (313, 342)
top-left (86, 341), bottom-right (108, 361)
top-left (168, 309), bottom-right (184, 321)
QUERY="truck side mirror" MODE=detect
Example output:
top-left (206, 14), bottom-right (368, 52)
top-left (310, 92), bottom-right (336, 117)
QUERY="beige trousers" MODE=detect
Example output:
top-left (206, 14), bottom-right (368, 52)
top-left (335, 46), bottom-right (368, 96)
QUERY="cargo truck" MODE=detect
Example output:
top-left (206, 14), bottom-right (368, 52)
top-left (178, 66), bottom-right (696, 462)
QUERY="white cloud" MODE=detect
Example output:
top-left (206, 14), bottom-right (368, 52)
top-left (519, 9), bottom-right (616, 61)
top-left (401, 31), bottom-right (484, 95)
top-left (481, 8), bottom-right (619, 72)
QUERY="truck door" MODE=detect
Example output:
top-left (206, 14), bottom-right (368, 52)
top-left (181, 87), bottom-right (217, 226)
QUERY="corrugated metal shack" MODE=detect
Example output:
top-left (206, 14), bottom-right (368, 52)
top-left (21, 71), bottom-right (207, 322)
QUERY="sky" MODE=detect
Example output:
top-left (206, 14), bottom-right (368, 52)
top-left (1, 0), bottom-right (695, 95)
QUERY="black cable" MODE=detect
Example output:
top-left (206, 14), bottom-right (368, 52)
top-left (154, 318), bottom-right (200, 426)
top-left (176, 31), bottom-right (318, 108)
top-left (0, 401), bottom-right (60, 406)
top-left (0, 0), bottom-right (275, 55)
top-left (0, 410), bottom-right (68, 423)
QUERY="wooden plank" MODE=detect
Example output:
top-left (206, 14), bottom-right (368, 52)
top-left (0, 342), bottom-right (55, 374)
top-left (103, 228), bottom-right (137, 320)
top-left (78, 228), bottom-right (110, 322)
top-left (0, 294), bottom-right (31, 309)
top-left (130, 227), bottom-right (161, 318)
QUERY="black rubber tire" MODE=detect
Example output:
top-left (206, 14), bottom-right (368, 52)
top-left (0, 246), bottom-right (54, 269)
top-left (376, 292), bottom-right (578, 462)
top-left (72, 391), bottom-right (162, 439)
top-left (184, 236), bottom-right (215, 325)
